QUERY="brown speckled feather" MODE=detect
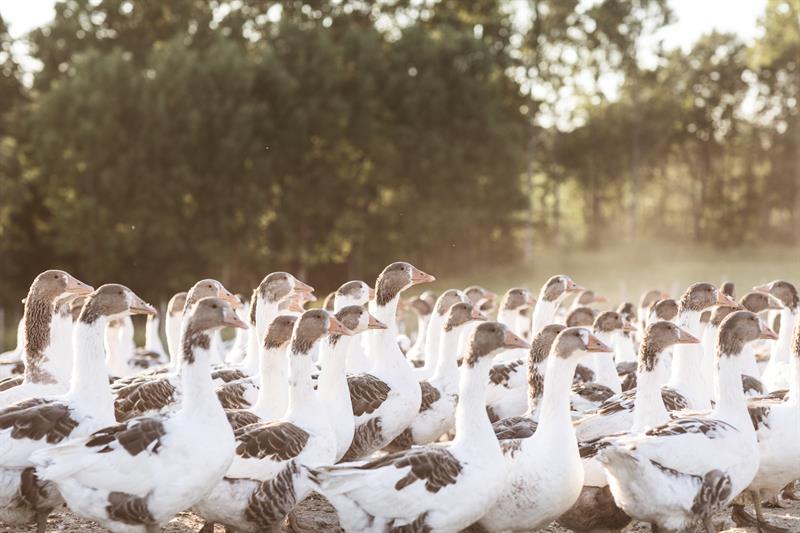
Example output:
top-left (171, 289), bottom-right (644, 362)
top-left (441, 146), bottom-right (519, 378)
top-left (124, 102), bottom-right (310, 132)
top-left (419, 382), bottom-right (441, 413)
top-left (347, 374), bottom-right (391, 416)
top-left (217, 381), bottom-right (253, 410)
top-left (0, 398), bottom-right (79, 443)
top-left (244, 462), bottom-right (301, 529)
top-left (572, 382), bottom-right (616, 404)
top-left (225, 410), bottom-right (261, 432)
top-left (106, 491), bottom-right (156, 525)
top-left (235, 421), bottom-right (309, 461)
top-left (86, 418), bottom-right (167, 456)
top-left (488, 360), bottom-right (524, 388)
top-left (492, 416), bottom-right (537, 440)
top-left (358, 448), bottom-right (462, 493)
top-left (0, 374), bottom-right (23, 392)
top-left (342, 417), bottom-right (384, 462)
top-left (113, 379), bottom-right (177, 421)
top-left (211, 368), bottom-right (248, 384)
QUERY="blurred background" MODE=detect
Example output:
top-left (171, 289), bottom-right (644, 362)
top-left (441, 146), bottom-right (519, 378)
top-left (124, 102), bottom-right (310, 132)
top-left (0, 0), bottom-right (798, 346)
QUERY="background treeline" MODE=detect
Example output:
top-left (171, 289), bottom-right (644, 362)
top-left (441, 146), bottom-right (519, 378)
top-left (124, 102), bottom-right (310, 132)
top-left (0, 0), bottom-right (798, 308)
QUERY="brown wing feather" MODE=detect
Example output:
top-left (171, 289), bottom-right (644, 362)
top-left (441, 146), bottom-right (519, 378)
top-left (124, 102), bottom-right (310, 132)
top-left (217, 382), bottom-right (252, 410)
top-left (357, 447), bottom-right (463, 493)
top-left (85, 418), bottom-right (167, 456)
top-left (211, 368), bottom-right (248, 384)
top-left (235, 421), bottom-right (309, 461)
top-left (347, 374), bottom-right (391, 416)
top-left (492, 416), bottom-right (537, 440)
top-left (0, 374), bottom-right (23, 392)
top-left (106, 491), bottom-right (156, 525)
top-left (418, 382), bottom-right (441, 413)
top-left (0, 399), bottom-right (79, 444)
top-left (226, 410), bottom-right (261, 432)
top-left (342, 417), bottom-right (384, 462)
top-left (113, 379), bottom-right (176, 422)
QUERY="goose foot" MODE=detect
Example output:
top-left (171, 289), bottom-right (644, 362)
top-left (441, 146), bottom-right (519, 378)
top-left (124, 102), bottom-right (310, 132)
top-left (731, 502), bottom-right (791, 533)
top-left (763, 495), bottom-right (791, 509)
top-left (781, 481), bottom-right (800, 501)
top-left (35, 511), bottom-right (48, 533)
top-left (198, 521), bottom-right (215, 533)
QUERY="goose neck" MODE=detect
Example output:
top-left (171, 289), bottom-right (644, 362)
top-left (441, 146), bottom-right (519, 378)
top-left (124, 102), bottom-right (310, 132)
top-left (284, 341), bottom-right (324, 426)
top-left (67, 320), bottom-right (115, 420)
top-left (531, 299), bottom-right (559, 336)
top-left (251, 346), bottom-right (289, 420)
top-left (431, 326), bottom-right (464, 382)
top-left (534, 354), bottom-right (580, 439)
top-left (713, 351), bottom-right (750, 428)
top-left (631, 355), bottom-right (670, 432)
top-left (452, 358), bottom-right (496, 447)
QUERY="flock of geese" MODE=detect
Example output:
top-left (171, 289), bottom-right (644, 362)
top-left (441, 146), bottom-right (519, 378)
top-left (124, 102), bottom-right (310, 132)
top-left (0, 264), bottom-right (797, 533)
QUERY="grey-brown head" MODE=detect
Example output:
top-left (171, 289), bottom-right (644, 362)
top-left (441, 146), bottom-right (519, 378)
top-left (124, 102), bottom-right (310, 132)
top-left (501, 288), bottom-right (534, 311)
top-left (551, 327), bottom-right (612, 359)
top-left (463, 322), bottom-right (529, 367)
top-left (183, 297), bottom-right (248, 363)
top-left (257, 272), bottom-right (314, 305)
top-left (577, 290), bottom-right (607, 306)
top-left (28, 269), bottom-right (93, 304)
top-left (617, 302), bottom-right (637, 323)
top-left (375, 262), bottom-right (435, 307)
top-left (443, 302), bottom-right (485, 333)
top-left (639, 289), bottom-right (665, 310)
top-left (335, 305), bottom-right (386, 336)
top-left (740, 291), bottom-right (782, 314)
top-left (651, 299), bottom-right (679, 321)
top-left (435, 289), bottom-right (466, 316)
top-left (700, 310), bottom-right (711, 325)
top-left (70, 296), bottom-right (86, 322)
top-left (718, 310), bottom-right (777, 356)
top-left (754, 280), bottom-right (799, 312)
top-left (529, 324), bottom-right (565, 364)
top-left (408, 296), bottom-right (434, 317)
top-left (291, 309), bottom-right (351, 354)
top-left (79, 284), bottom-right (155, 325)
top-left (721, 282), bottom-right (735, 299)
top-left (710, 304), bottom-right (744, 328)
top-left (540, 275), bottom-right (583, 303)
top-left (593, 311), bottom-right (632, 334)
top-left (187, 279), bottom-right (242, 311)
top-left (464, 286), bottom-right (496, 305)
top-left (336, 280), bottom-right (372, 307)
top-left (168, 292), bottom-right (187, 316)
top-left (639, 321), bottom-right (699, 371)
top-left (566, 306), bottom-right (595, 327)
top-left (679, 283), bottom-right (736, 313)
top-left (264, 315), bottom-right (298, 350)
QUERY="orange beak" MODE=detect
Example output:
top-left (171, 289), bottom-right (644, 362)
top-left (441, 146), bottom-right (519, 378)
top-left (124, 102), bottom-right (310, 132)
top-left (758, 321), bottom-right (778, 341)
top-left (484, 290), bottom-right (497, 301)
top-left (224, 311), bottom-right (249, 330)
top-left (410, 267), bottom-right (436, 285)
top-left (586, 333), bottom-right (613, 353)
top-left (221, 290), bottom-right (243, 310)
top-left (367, 314), bottom-right (387, 330)
top-left (65, 275), bottom-right (94, 296)
top-left (765, 295), bottom-right (783, 310)
top-left (293, 279), bottom-right (315, 294)
top-left (526, 293), bottom-right (537, 307)
top-left (753, 283), bottom-right (772, 295)
top-left (716, 291), bottom-right (738, 308)
top-left (595, 295), bottom-right (608, 303)
top-left (471, 307), bottom-right (487, 321)
top-left (130, 297), bottom-right (157, 316)
top-left (566, 279), bottom-right (584, 292)
top-left (676, 327), bottom-right (700, 344)
top-left (503, 329), bottom-right (530, 350)
top-left (328, 316), bottom-right (353, 335)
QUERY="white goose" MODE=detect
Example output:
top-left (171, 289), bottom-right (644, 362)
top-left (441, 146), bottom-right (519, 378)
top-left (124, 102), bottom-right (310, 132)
top-left (31, 297), bottom-right (246, 533)
top-left (342, 261), bottom-right (434, 461)
top-left (598, 310), bottom-right (774, 532)
top-left (740, 290), bottom-right (783, 379)
top-left (332, 280), bottom-right (373, 374)
top-left (192, 309), bottom-right (349, 532)
top-left (0, 284), bottom-right (154, 532)
top-left (386, 302), bottom-right (485, 450)
top-left (618, 298), bottom-right (679, 391)
top-left (557, 321), bottom-right (699, 533)
top-left (756, 280), bottom-right (799, 392)
top-left (414, 289), bottom-right (466, 380)
top-left (533, 275), bottom-right (583, 335)
top-left (164, 291), bottom-right (187, 364)
top-left (613, 302), bottom-right (638, 366)
top-left (478, 327), bottom-right (612, 532)
top-left (0, 270), bottom-right (93, 407)
top-left (405, 294), bottom-right (435, 368)
top-left (311, 322), bottom-right (529, 532)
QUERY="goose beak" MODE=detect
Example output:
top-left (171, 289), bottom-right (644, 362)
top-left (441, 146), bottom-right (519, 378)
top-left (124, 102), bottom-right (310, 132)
top-left (660, 291), bottom-right (671, 299)
top-left (367, 314), bottom-right (387, 330)
top-left (471, 308), bottom-right (487, 321)
top-left (65, 276), bottom-right (94, 296)
top-left (286, 298), bottom-right (306, 313)
top-left (566, 279), bottom-right (584, 292)
top-left (301, 292), bottom-right (317, 303)
top-left (328, 316), bottom-right (353, 335)
top-left (222, 291), bottom-right (243, 310)
top-left (130, 298), bottom-right (157, 316)
top-left (758, 321), bottom-right (778, 341)
top-left (526, 294), bottom-right (537, 307)
top-left (622, 321), bottom-right (635, 334)
top-left (410, 267), bottom-right (436, 285)
top-left (676, 327), bottom-right (700, 344)
top-left (293, 279), bottom-right (315, 294)
top-left (753, 283), bottom-right (772, 294)
top-left (224, 311), bottom-right (249, 330)
top-left (716, 291), bottom-right (738, 307)
top-left (503, 329), bottom-right (529, 350)
top-left (765, 295), bottom-right (783, 310)
top-left (595, 295), bottom-right (608, 303)
top-left (586, 334), bottom-right (613, 353)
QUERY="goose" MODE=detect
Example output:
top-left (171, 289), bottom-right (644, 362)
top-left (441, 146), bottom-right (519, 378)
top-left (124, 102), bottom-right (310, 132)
top-left (569, 289), bottom-right (608, 311)
top-left (342, 261), bottom-right (434, 461)
top-left (489, 324), bottom-right (564, 439)
top-left (664, 283), bottom-right (737, 410)
top-left (414, 289), bottom-right (466, 380)
top-left (405, 295), bottom-right (434, 368)
top-left (613, 302), bottom-right (638, 366)
top-left (135, 313), bottom-right (168, 367)
top-left (732, 318), bottom-right (800, 532)
top-left (0, 284), bottom-right (154, 532)
top-left (0, 318), bottom-right (25, 380)
top-left (598, 310), bottom-right (774, 532)
top-left (112, 278), bottom-right (242, 421)
top-left (318, 306), bottom-right (385, 460)
top-left (164, 291), bottom-right (187, 364)
top-left (721, 281), bottom-right (736, 299)
top-left (618, 298), bottom-right (679, 391)
top-left (30, 296), bottom-right (245, 533)
top-left (477, 327), bottom-right (613, 532)
top-left (332, 280), bottom-right (374, 374)
top-left (386, 302), bottom-right (485, 450)
top-left (638, 289), bottom-right (667, 330)
top-left (0, 270), bottom-right (93, 407)
top-left (756, 280), bottom-right (799, 392)
top-left (496, 287), bottom-right (535, 339)
top-left (567, 308), bottom-right (617, 412)
top-left (557, 321), bottom-right (699, 533)
top-left (464, 285), bottom-right (496, 307)
top-left (586, 311), bottom-right (632, 395)
top-left (310, 322), bottom-right (529, 533)
top-left (740, 290), bottom-right (783, 378)
top-left (532, 275), bottom-right (583, 336)
top-left (322, 291), bottom-right (336, 312)
top-left (574, 321), bottom-right (699, 442)
top-left (224, 296), bottom-right (252, 365)
top-left (192, 309), bottom-right (350, 533)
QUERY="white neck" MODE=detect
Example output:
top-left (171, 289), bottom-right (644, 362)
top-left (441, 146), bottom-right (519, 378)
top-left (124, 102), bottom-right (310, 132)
top-left (420, 312), bottom-right (444, 372)
top-left (788, 352), bottom-right (800, 405)
top-left (712, 351), bottom-right (750, 428)
top-left (407, 314), bottom-right (430, 361)
top-left (104, 326), bottom-right (129, 377)
top-left (452, 357), bottom-right (497, 450)
top-left (144, 315), bottom-right (165, 355)
top-left (371, 297), bottom-right (415, 378)
top-left (769, 308), bottom-right (797, 364)
top-left (42, 311), bottom-right (75, 384)
top-left (431, 324), bottom-right (466, 383)
top-left (66, 320), bottom-right (115, 422)
top-left (284, 341), bottom-right (325, 427)
top-left (701, 324), bottom-right (719, 391)
top-left (613, 331), bottom-right (637, 364)
top-left (533, 353), bottom-right (582, 442)
top-left (592, 331), bottom-right (621, 393)
top-left (165, 313), bottom-right (182, 370)
top-left (669, 310), bottom-right (711, 407)
top-left (250, 345), bottom-right (289, 421)
top-left (631, 356), bottom-right (670, 432)
top-left (531, 299), bottom-right (560, 336)
top-left (180, 341), bottom-right (223, 415)
top-left (497, 309), bottom-right (517, 331)
top-left (318, 334), bottom-right (354, 459)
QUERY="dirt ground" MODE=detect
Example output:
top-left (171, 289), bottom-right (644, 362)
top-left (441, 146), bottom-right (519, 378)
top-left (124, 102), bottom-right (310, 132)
top-left (4, 492), bottom-right (799, 533)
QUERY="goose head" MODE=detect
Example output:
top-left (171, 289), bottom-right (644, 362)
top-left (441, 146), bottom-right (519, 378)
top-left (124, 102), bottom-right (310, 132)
top-left (78, 284), bottom-right (156, 324)
top-left (29, 270), bottom-right (93, 304)
top-left (408, 295), bottom-right (434, 318)
top-left (374, 262), bottom-right (435, 307)
top-left (434, 289), bottom-right (467, 318)
top-left (577, 290), bottom-right (607, 307)
top-left (500, 288), bottom-right (535, 312)
top-left (69, 296), bottom-right (87, 322)
top-left (335, 305), bottom-right (386, 337)
top-left (529, 324), bottom-right (566, 364)
top-left (264, 315), bottom-right (298, 350)
top-left (443, 302), bottom-right (486, 334)
top-left (187, 279), bottom-right (242, 311)
top-left (551, 327), bottom-right (612, 361)
top-left (291, 309), bottom-right (352, 354)
top-left (462, 322), bottom-right (529, 367)
top-left (539, 275), bottom-right (583, 303)
top-left (593, 311), bottom-right (634, 338)
top-left (717, 310), bottom-right (777, 356)
top-left (720, 281), bottom-right (735, 299)
top-left (639, 321), bottom-right (699, 371)
top-left (740, 291), bottom-right (782, 314)
top-left (678, 283), bottom-right (736, 314)
top-left (754, 280), bottom-right (799, 313)
top-left (566, 306), bottom-right (596, 328)
top-left (650, 298), bottom-right (678, 322)
top-left (709, 304), bottom-right (744, 329)
top-left (617, 302), bottom-right (637, 324)
top-left (335, 280), bottom-right (373, 309)
top-left (256, 272), bottom-right (314, 307)
top-left (464, 285), bottom-right (497, 306)
top-left (639, 289), bottom-right (668, 311)
top-left (168, 292), bottom-right (188, 318)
